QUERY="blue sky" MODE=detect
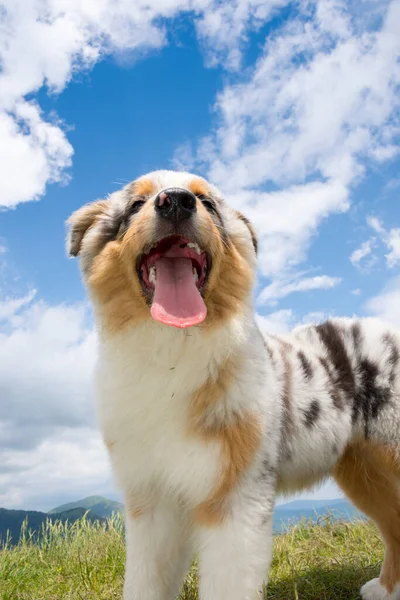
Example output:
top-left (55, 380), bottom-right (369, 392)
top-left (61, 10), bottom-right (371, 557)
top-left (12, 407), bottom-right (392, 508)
top-left (0, 0), bottom-right (400, 511)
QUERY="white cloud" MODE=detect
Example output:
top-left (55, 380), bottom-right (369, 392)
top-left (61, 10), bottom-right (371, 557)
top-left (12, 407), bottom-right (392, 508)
top-left (386, 229), bottom-right (400, 268)
top-left (195, 0), bottom-right (288, 70)
top-left (365, 216), bottom-right (400, 268)
top-left (350, 238), bottom-right (377, 269)
top-left (0, 289), bottom-right (37, 321)
top-left (367, 216), bottom-right (386, 235)
top-left (227, 179), bottom-right (349, 277)
top-left (0, 0), bottom-right (291, 208)
top-left (0, 105), bottom-right (73, 208)
top-left (256, 309), bottom-right (295, 334)
top-left (182, 0), bottom-right (400, 281)
top-left (0, 292), bottom-right (106, 508)
top-left (279, 479), bottom-right (343, 504)
top-left (0, 296), bottom-right (96, 448)
top-left (0, 428), bottom-right (112, 511)
top-left (365, 276), bottom-right (400, 327)
top-left (4, 0), bottom-right (398, 213)
top-left (201, 0), bottom-right (400, 190)
top-left (258, 274), bottom-right (341, 305)
top-left (299, 311), bottom-right (329, 325)
top-left (384, 177), bottom-right (400, 192)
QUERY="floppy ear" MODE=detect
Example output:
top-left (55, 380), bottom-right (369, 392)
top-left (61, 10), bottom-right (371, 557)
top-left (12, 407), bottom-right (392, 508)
top-left (67, 200), bottom-right (109, 257)
top-left (235, 211), bottom-right (258, 254)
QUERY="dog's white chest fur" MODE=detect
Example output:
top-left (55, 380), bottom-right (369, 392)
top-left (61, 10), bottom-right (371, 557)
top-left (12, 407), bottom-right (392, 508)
top-left (94, 323), bottom-right (233, 508)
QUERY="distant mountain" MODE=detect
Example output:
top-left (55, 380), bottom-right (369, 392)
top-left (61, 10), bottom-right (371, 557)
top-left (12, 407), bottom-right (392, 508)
top-left (275, 498), bottom-right (345, 511)
top-left (0, 507), bottom-right (102, 546)
top-left (273, 498), bottom-right (365, 533)
top-left (48, 496), bottom-right (123, 518)
top-left (1, 496), bottom-right (364, 544)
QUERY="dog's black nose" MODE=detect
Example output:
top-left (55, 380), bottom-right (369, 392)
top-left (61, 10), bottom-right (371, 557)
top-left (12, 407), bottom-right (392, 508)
top-left (154, 188), bottom-right (197, 221)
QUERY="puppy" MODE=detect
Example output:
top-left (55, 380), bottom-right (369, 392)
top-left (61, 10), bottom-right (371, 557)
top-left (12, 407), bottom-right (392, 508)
top-left (68, 170), bottom-right (400, 600)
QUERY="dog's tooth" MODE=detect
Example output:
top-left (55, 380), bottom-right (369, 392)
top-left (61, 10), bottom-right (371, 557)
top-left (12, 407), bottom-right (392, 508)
top-left (188, 242), bottom-right (201, 255)
top-left (192, 267), bottom-right (199, 282)
top-left (149, 266), bottom-right (156, 285)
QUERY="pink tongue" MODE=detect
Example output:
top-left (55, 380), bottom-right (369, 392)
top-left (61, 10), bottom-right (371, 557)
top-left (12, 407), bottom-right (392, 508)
top-left (150, 257), bottom-right (207, 328)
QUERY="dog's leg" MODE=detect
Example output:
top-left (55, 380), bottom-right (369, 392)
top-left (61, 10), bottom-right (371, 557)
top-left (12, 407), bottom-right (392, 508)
top-left (333, 442), bottom-right (400, 600)
top-left (123, 497), bottom-right (191, 600)
top-left (195, 490), bottom-right (274, 600)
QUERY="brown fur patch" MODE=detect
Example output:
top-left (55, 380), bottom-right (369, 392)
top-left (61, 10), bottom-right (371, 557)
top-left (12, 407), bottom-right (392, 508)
top-left (193, 415), bottom-right (262, 526)
top-left (88, 240), bottom-right (149, 333)
top-left (188, 177), bottom-right (209, 198)
top-left (334, 441), bottom-right (400, 594)
top-left (128, 506), bottom-right (144, 519)
top-left (190, 356), bottom-right (239, 427)
top-left (190, 358), bottom-right (262, 525)
top-left (197, 207), bottom-right (254, 330)
top-left (87, 200), bottom-right (157, 332)
top-left (130, 177), bottom-right (155, 198)
top-left (68, 200), bottom-right (109, 256)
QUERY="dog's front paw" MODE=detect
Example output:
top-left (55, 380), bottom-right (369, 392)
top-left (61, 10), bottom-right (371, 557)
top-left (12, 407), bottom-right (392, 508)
top-left (361, 579), bottom-right (400, 600)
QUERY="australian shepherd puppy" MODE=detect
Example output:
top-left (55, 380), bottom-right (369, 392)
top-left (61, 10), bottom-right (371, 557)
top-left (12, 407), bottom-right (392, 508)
top-left (68, 170), bottom-right (400, 600)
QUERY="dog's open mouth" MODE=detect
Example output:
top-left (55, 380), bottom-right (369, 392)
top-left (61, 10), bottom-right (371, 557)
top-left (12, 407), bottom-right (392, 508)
top-left (138, 235), bottom-right (210, 328)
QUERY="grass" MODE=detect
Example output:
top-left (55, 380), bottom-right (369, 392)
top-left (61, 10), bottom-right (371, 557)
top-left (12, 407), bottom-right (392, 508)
top-left (0, 514), bottom-right (383, 599)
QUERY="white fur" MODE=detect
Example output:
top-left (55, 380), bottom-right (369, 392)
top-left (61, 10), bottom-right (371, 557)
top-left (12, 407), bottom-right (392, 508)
top-left (73, 170), bottom-right (400, 600)
top-left (361, 579), bottom-right (400, 600)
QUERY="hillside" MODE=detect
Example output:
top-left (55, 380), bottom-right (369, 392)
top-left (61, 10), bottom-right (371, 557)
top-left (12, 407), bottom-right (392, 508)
top-left (48, 495), bottom-right (359, 529)
top-left (48, 496), bottom-right (123, 518)
top-left (0, 507), bottom-right (102, 546)
top-left (0, 514), bottom-right (383, 599)
top-left (0, 497), bottom-right (362, 544)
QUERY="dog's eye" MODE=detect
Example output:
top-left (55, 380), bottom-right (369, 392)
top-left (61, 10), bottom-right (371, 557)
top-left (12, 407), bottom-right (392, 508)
top-left (198, 195), bottom-right (216, 214)
top-left (129, 199), bottom-right (146, 215)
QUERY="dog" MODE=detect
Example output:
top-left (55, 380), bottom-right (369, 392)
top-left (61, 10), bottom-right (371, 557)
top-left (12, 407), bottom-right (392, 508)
top-left (68, 170), bottom-right (400, 600)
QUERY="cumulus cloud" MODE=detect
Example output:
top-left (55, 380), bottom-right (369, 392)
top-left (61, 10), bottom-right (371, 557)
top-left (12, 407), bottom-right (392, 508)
top-left (202, 0), bottom-right (400, 189)
top-left (0, 0), bottom-right (290, 208)
top-left (256, 309), bottom-right (295, 334)
top-left (0, 291), bottom-right (113, 510)
top-left (365, 276), bottom-right (400, 327)
top-left (183, 0), bottom-right (400, 280)
top-left (195, 0), bottom-right (288, 69)
top-left (359, 216), bottom-right (400, 268)
top-left (258, 274), bottom-right (341, 306)
top-left (0, 295), bottom-right (96, 451)
top-left (0, 290), bottom-right (37, 321)
top-left (227, 180), bottom-right (349, 278)
top-left (0, 292), bottom-right (104, 508)
top-left (0, 428), bottom-right (112, 511)
top-left (350, 238), bottom-right (377, 270)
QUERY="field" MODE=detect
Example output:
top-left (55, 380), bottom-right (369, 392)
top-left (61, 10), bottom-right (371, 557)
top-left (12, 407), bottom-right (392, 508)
top-left (0, 514), bottom-right (383, 599)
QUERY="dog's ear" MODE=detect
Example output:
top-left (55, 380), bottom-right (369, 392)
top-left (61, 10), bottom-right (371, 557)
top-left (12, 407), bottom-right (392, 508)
top-left (235, 211), bottom-right (258, 254)
top-left (67, 199), bottom-right (109, 257)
